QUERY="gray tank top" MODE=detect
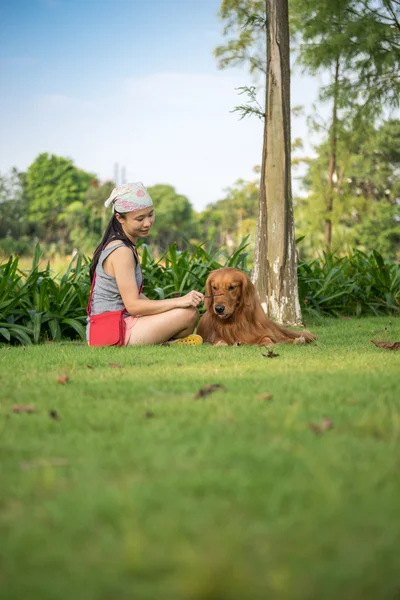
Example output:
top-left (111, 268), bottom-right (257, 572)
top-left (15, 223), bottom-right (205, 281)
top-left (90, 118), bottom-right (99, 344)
top-left (86, 242), bottom-right (143, 338)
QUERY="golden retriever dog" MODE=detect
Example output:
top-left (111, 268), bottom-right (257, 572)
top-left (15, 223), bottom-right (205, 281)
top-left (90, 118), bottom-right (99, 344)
top-left (197, 268), bottom-right (316, 346)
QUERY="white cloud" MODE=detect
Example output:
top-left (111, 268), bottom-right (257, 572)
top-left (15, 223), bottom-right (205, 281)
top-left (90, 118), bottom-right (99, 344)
top-left (0, 69), bottom-right (322, 212)
top-left (38, 94), bottom-right (97, 111)
top-left (38, 94), bottom-right (75, 109)
top-left (25, 71), bottom-right (264, 210)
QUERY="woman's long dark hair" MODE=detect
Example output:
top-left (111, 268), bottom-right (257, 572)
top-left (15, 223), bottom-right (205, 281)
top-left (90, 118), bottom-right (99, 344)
top-left (90, 213), bottom-right (136, 281)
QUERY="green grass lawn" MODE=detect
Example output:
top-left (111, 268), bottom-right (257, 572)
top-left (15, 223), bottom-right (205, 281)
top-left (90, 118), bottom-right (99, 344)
top-left (1, 317), bottom-right (399, 600)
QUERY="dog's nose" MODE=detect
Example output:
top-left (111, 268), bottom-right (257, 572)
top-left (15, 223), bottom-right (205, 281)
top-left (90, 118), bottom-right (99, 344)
top-left (215, 304), bottom-right (225, 314)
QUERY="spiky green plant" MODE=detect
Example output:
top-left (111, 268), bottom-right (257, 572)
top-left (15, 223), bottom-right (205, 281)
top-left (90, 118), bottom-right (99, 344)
top-left (298, 249), bottom-right (400, 317)
top-left (1, 242), bottom-right (399, 345)
top-left (0, 245), bottom-right (90, 345)
top-left (140, 238), bottom-right (250, 299)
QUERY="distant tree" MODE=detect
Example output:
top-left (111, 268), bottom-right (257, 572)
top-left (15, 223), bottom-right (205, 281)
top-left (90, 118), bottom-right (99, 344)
top-left (214, 0), bottom-right (266, 75)
top-left (215, 0), bottom-right (400, 253)
top-left (198, 175), bottom-right (259, 249)
top-left (147, 184), bottom-right (195, 251)
top-left (0, 168), bottom-right (28, 240)
top-left (82, 181), bottom-right (115, 249)
top-left (25, 153), bottom-right (94, 248)
top-left (57, 181), bottom-right (118, 254)
top-left (196, 205), bottom-right (224, 247)
top-left (291, 0), bottom-right (400, 246)
top-left (295, 119), bottom-right (400, 259)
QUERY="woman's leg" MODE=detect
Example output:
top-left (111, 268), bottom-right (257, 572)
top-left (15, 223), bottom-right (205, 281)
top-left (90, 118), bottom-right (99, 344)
top-left (126, 307), bottom-right (199, 345)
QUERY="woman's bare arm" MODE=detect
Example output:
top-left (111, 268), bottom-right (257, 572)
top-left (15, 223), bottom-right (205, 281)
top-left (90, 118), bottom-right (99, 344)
top-left (109, 246), bottom-right (203, 315)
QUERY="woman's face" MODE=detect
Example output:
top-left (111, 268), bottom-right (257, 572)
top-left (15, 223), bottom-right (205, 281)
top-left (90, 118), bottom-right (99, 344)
top-left (117, 207), bottom-right (155, 241)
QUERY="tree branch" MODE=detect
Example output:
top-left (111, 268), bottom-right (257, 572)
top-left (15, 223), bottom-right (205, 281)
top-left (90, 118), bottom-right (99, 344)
top-left (383, 0), bottom-right (400, 32)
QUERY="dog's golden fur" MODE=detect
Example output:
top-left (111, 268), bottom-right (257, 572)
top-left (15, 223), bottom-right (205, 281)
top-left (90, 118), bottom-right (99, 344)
top-left (197, 268), bottom-right (316, 346)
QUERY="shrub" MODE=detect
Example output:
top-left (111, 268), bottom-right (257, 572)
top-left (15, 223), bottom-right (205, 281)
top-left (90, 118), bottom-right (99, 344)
top-left (0, 245), bottom-right (90, 345)
top-left (140, 238), bottom-right (250, 299)
top-left (298, 249), bottom-right (400, 317)
top-left (1, 242), bottom-right (398, 345)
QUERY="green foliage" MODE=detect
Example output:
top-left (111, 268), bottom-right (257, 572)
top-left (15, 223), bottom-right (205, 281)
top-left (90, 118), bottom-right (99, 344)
top-left (214, 0), bottom-right (266, 74)
top-left (340, 0), bottom-right (400, 113)
top-left (298, 249), bottom-right (400, 317)
top-left (231, 85), bottom-right (265, 120)
top-left (25, 153), bottom-right (95, 246)
top-left (1, 157), bottom-right (258, 259)
top-left (0, 168), bottom-right (28, 240)
top-left (291, 0), bottom-right (400, 117)
top-left (140, 238), bottom-right (250, 300)
top-left (295, 119), bottom-right (400, 259)
top-left (1, 242), bottom-right (399, 345)
top-left (0, 245), bottom-right (90, 345)
top-left (198, 176), bottom-right (259, 254)
top-left (70, 180), bottom-right (116, 253)
top-left (146, 184), bottom-right (195, 251)
top-left (0, 236), bottom-right (32, 257)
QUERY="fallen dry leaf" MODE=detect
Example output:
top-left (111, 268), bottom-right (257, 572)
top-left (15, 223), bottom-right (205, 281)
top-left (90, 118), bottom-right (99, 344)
top-left (57, 374), bottom-right (69, 384)
top-left (371, 340), bottom-right (400, 351)
top-left (320, 417), bottom-right (334, 430)
top-left (309, 417), bottom-right (334, 435)
top-left (108, 362), bottom-right (122, 368)
top-left (12, 405), bottom-right (36, 413)
top-left (49, 410), bottom-right (60, 421)
top-left (257, 393), bottom-right (273, 401)
top-left (194, 383), bottom-right (226, 400)
top-left (261, 350), bottom-right (280, 358)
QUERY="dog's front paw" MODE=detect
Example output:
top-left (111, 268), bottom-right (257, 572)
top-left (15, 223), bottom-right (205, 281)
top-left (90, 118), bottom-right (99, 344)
top-left (260, 337), bottom-right (274, 346)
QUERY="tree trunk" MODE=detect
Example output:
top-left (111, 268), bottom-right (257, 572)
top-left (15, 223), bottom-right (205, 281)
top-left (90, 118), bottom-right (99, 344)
top-left (251, 0), bottom-right (302, 325)
top-left (325, 57), bottom-right (340, 247)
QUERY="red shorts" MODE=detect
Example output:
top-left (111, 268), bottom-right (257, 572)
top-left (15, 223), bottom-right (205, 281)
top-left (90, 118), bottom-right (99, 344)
top-left (124, 315), bottom-right (140, 345)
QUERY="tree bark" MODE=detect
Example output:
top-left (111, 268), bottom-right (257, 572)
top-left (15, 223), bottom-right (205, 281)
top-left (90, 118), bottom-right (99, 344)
top-left (251, 0), bottom-right (302, 325)
top-left (325, 56), bottom-right (340, 247)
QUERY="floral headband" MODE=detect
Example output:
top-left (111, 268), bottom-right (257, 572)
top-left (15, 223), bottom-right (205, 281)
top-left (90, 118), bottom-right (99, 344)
top-left (104, 182), bottom-right (153, 213)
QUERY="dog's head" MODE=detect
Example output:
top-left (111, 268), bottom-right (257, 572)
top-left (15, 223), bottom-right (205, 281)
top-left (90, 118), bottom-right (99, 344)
top-left (204, 268), bottom-right (255, 319)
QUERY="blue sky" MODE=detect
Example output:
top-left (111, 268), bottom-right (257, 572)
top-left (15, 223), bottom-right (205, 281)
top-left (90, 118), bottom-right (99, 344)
top-left (0, 0), bottom-right (325, 211)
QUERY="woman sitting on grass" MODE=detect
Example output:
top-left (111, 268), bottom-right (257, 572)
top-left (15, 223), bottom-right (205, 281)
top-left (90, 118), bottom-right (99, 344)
top-left (87, 182), bottom-right (204, 346)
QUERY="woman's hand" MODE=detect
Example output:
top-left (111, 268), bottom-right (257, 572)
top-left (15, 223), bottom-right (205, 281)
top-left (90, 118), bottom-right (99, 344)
top-left (177, 290), bottom-right (204, 308)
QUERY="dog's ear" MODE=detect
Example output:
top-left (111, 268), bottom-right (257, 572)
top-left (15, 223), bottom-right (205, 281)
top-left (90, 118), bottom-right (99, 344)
top-left (204, 273), bottom-right (214, 310)
top-left (240, 271), bottom-right (257, 312)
